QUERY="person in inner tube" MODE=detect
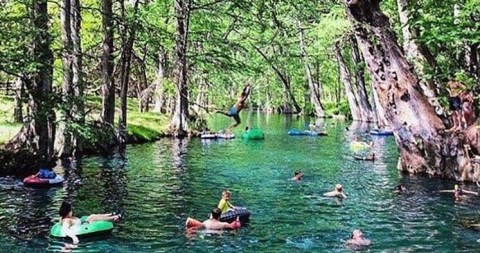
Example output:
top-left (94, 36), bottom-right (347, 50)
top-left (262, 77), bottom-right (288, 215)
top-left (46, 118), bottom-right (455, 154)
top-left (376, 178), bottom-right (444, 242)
top-left (185, 207), bottom-right (241, 231)
top-left (218, 189), bottom-right (237, 214)
top-left (58, 201), bottom-right (121, 245)
top-left (216, 84), bottom-right (251, 132)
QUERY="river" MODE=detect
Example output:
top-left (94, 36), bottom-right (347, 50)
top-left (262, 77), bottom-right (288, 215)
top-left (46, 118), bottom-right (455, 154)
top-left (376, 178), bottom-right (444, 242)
top-left (1, 114), bottom-right (479, 252)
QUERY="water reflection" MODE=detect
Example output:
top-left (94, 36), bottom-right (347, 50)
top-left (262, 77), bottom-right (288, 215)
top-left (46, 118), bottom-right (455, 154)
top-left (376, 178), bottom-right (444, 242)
top-left (0, 116), bottom-right (480, 252)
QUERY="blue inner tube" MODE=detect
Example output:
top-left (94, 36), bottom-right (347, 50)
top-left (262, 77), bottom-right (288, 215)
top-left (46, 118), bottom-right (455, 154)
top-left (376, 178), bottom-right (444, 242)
top-left (219, 208), bottom-right (250, 224)
top-left (288, 129), bottom-right (327, 136)
top-left (370, 129), bottom-right (393, 136)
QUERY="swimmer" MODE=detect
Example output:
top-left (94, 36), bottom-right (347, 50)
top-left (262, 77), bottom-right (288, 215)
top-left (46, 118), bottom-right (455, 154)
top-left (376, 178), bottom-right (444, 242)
top-left (185, 207), bottom-right (241, 231)
top-left (393, 184), bottom-right (407, 194)
top-left (291, 170), bottom-right (303, 181)
top-left (323, 184), bottom-right (347, 199)
top-left (346, 229), bottom-right (371, 247)
top-left (440, 184), bottom-right (478, 201)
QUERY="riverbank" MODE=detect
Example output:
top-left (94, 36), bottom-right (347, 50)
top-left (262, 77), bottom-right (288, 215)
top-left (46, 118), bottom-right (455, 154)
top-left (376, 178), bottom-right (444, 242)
top-left (0, 95), bottom-right (170, 175)
top-left (0, 95), bottom-right (170, 145)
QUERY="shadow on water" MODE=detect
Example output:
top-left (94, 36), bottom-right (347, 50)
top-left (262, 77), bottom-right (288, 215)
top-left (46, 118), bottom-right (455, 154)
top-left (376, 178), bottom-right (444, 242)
top-left (1, 115), bottom-right (480, 252)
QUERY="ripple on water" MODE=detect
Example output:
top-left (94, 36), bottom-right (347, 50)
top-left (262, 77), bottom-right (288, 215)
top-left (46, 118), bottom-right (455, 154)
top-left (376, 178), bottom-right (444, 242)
top-left (1, 118), bottom-right (480, 252)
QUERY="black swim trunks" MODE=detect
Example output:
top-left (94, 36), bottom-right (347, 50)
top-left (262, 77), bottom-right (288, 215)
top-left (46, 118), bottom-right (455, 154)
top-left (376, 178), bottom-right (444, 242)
top-left (449, 96), bottom-right (462, 111)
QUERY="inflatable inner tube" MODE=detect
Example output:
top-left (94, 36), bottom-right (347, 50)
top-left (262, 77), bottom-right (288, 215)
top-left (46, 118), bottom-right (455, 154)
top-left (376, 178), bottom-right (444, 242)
top-left (370, 129), bottom-right (393, 136)
top-left (353, 154), bottom-right (375, 161)
top-left (242, 128), bottom-right (265, 140)
top-left (50, 216), bottom-right (114, 238)
top-left (23, 175), bottom-right (64, 188)
top-left (216, 133), bottom-right (235, 139)
top-left (288, 129), bottom-right (327, 136)
top-left (200, 133), bottom-right (217, 139)
top-left (350, 141), bottom-right (371, 152)
top-left (219, 208), bottom-right (250, 224)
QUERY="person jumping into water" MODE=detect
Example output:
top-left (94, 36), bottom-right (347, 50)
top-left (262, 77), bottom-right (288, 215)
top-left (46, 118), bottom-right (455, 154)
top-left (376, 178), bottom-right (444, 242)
top-left (216, 84), bottom-right (251, 132)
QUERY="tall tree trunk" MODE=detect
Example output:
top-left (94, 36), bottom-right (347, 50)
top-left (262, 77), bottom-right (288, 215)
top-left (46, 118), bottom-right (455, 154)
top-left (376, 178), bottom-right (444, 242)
top-left (56, 0), bottom-right (84, 157)
top-left (7, 0), bottom-right (55, 161)
top-left (13, 78), bottom-right (23, 123)
top-left (351, 35), bottom-right (374, 122)
top-left (101, 0), bottom-right (115, 125)
top-left (335, 42), bottom-right (362, 120)
top-left (297, 20), bottom-right (325, 117)
top-left (118, 0), bottom-right (140, 144)
top-left (344, 0), bottom-right (477, 179)
top-left (153, 50), bottom-right (167, 113)
top-left (397, 0), bottom-right (442, 113)
top-left (169, 0), bottom-right (190, 137)
top-left (254, 46), bottom-right (301, 114)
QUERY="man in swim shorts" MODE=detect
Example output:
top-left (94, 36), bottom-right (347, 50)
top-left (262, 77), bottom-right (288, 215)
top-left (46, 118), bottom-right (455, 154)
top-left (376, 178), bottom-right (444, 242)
top-left (216, 84), bottom-right (251, 132)
top-left (185, 207), bottom-right (241, 231)
top-left (447, 81), bottom-right (466, 132)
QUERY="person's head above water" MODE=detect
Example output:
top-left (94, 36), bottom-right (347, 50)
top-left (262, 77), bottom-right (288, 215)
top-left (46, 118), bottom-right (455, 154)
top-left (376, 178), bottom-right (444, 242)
top-left (394, 184), bottom-right (406, 193)
top-left (59, 201), bottom-right (72, 218)
top-left (211, 207), bottom-right (222, 220)
top-left (293, 171), bottom-right (303, 180)
top-left (351, 229), bottom-right (363, 239)
top-left (335, 184), bottom-right (343, 192)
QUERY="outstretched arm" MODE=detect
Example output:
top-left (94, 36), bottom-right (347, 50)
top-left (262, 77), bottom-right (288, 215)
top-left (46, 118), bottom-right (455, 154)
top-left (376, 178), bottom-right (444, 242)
top-left (462, 190), bottom-right (478, 195)
top-left (239, 84), bottom-right (251, 102)
top-left (439, 190), bottom-right (455, 193)
top-left (61, 221), bottom-right (79, 244)
top-left (225, 216), bottom-right (241, 229)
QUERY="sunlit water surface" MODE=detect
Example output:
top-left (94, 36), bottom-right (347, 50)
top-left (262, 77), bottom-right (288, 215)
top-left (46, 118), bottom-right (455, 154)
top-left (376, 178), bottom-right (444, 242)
top-left (1, 114), bottom-right (480, 252)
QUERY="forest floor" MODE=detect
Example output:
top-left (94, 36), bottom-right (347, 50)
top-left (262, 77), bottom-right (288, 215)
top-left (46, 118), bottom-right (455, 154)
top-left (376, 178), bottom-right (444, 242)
top-left (0, 95), bottom-right (170, 145)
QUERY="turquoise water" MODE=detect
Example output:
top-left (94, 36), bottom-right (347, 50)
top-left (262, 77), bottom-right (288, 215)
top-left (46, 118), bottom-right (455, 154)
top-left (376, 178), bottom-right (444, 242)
top-left (1, 114), bottom-right (480, 252)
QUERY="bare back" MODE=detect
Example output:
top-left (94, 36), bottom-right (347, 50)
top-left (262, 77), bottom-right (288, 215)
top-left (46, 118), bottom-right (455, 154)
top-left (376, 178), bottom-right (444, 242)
top-left (203, 219), bottom-right (232, 230)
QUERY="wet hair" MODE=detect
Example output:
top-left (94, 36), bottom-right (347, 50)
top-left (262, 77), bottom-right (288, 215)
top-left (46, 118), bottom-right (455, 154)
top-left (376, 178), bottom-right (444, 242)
top-left (211, 207), bottom-right (222, 220)
top-left (294, 171), bottom-right (300, 176)
top-left (59, 201), bottom-right (72, 218)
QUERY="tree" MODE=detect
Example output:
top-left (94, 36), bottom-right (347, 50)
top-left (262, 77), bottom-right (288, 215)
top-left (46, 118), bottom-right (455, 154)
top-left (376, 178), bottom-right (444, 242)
top-left (344, 0), bottom-right (480, 181)
top-left (169, 0), bottom-right (190, 136)
top-left (55, 0), bottom-right (85, 157)
top-left (6, 0), bottom-right (55, 161)
top-left (101, 0), bottom-right (115, 125)
top-left (297, 19), bottom-right (325, 117)
top-left (118, 0), bottom-right (141, 144)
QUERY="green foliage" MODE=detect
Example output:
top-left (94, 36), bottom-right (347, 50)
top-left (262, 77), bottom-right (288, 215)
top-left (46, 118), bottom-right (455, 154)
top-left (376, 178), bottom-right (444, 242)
top-left (323, 100), bottom-right (350, 117)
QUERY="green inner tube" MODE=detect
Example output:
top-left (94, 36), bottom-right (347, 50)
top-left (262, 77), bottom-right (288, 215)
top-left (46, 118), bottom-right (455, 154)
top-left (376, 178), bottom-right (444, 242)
top-left (50, 216), bottom-right (114, 237)
top-left (242, 128), bottom-right (265, 140)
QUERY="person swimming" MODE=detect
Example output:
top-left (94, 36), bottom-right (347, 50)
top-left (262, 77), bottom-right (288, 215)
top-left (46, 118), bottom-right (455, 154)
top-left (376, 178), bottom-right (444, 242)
top-left (439, 184), bottom-right (478, 201)
top-left (393, 184), bottom-right (407, 194)
top-left (346, 229), bottom-right (371, 248)
top-left (185, 207), bottom-right (241, 231)
top-left (291, 171), bottom-right (303, 181)
top-left (324, 184), bottom-right (347, 199)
